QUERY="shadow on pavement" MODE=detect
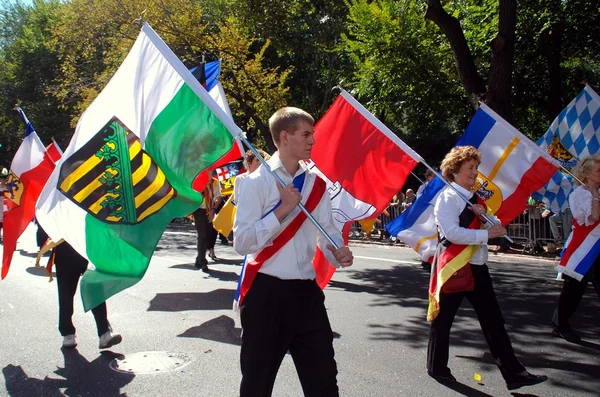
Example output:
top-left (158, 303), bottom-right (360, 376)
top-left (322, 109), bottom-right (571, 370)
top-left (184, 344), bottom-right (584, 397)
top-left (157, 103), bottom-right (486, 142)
top-left (25, 266), bottom-right (55, 278)
top-left (169, 263), bottom-right (198, 271)
top-left (147, 289), bottom-right (236, 312)
top-left (178, 316), bottom-right (342, 347)
top-left (442, 381), bottom-right (494, 397)
top-left (2, 349), bottom-right (133, 397)
top-left (179, 315), bottom-right (241, 345)
top-left (16, 249), bottom-right (40, 258)
top-left (340, 260), bottom-right (600, 394)
top-left (168, 265), bottom-right (240, 282)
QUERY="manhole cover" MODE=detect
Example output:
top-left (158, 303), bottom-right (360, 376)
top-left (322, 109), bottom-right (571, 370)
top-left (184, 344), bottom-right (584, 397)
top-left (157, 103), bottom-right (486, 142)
top-left (109, 351), bottom-right (192, 374)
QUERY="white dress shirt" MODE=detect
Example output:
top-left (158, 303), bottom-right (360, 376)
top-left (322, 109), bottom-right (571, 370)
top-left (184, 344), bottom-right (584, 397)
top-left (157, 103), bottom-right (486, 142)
top-left (233, 152), bottom-right (343, 280)
top-left (434, 182), bottom-right (491, 265)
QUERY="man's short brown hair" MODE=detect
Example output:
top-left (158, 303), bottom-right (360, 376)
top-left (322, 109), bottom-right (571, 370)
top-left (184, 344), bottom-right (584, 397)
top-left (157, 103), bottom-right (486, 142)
top-left (269, 107), bottom-right (314, 147)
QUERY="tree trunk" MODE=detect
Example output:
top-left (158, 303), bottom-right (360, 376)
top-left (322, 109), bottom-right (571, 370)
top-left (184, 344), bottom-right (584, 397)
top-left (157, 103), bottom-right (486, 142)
top-left (485, 0), bottom-right (517, 122)
top-left (543, 21), bottom-right (565, 120)
top-left (425, 0), bottom-right (486, 110)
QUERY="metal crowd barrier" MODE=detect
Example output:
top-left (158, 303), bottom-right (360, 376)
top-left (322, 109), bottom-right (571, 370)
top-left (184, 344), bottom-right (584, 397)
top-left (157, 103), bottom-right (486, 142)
top-left (349, 204), bottom-right (573, 255)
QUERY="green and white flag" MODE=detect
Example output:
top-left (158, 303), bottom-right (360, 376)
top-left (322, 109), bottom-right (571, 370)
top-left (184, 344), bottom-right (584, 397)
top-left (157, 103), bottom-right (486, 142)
top-left (36, 24), bottom-right (244, 311)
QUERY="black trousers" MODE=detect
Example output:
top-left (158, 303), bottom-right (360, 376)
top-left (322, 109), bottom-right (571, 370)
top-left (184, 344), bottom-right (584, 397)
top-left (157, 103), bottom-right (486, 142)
top-left (208, 224), bottom-right (217, 250)
top-left (193, 209), bottom-right (211, 266)
top-left (240, 273), bottom-right (339, 397)
top-left (553, 259), bottom-right (600, 329)
top-left (427, 265), bottom-right (525, 380)
top-left (55, 260), bottom-right (109, 337)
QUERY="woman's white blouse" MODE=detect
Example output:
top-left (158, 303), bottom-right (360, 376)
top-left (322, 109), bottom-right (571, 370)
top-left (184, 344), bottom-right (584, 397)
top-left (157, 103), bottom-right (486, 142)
top-left (569, 186), bottom-right (596, 226)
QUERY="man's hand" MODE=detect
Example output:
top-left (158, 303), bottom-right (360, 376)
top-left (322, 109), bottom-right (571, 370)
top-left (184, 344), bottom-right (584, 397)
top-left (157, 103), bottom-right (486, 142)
top-left (276, 183), bottom-right (302, 211)
top-left (273, 183), bottom-right (302, 222)
top-left (326, 245), bottom-right (353, 268)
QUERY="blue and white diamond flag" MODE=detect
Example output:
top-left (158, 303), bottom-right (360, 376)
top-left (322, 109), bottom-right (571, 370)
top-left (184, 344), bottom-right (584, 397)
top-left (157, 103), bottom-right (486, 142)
top-left (533, 85), bottom-right (600, 213)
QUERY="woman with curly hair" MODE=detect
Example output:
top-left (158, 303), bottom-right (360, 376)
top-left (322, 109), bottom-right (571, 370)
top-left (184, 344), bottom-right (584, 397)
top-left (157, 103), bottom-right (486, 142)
top-left (552, 154), bottom-right (600, 342)
top-left (427, 146), bottom-right (547, 391)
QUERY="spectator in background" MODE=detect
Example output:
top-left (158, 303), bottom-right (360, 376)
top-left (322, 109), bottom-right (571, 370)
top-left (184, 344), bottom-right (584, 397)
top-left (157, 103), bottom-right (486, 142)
top-left (193, 171), bottom-right (221, 272)
top-left (0, 168), bottom-right (7, 243)
top-left (233, 149), bottom-right (270, 207)
top-left (402, 189), bottom-right (416, 211)
top-left (417, 168), bottom-right (436, 197)
top-left (544, 206), bottom-right (572, 253)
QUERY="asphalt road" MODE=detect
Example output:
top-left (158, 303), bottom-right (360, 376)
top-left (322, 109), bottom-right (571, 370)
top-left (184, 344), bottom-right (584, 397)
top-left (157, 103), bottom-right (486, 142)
top-left (1, 224), bottom-right (599, 397)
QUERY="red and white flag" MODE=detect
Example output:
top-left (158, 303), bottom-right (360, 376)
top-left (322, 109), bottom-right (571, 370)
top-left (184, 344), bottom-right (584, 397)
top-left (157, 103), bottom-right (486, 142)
top-left (309, 89), bottom-right (421, 286)
top-left (2, 108), bottom-right (61, 279)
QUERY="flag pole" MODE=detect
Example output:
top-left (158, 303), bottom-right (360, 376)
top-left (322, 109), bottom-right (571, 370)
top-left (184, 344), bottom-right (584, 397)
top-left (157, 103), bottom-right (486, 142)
top-left (411, 171), bottom-right (425, 185)
top-left (239, 135), bottom-right (341, 249)
top-left (420, 161), bottom-right (514, 243)
top-left (558, 164), bottom-right (585, 186)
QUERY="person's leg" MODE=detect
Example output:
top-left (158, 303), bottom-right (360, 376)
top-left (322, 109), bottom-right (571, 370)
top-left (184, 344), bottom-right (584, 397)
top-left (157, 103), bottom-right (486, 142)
top-left (193, 209), bottom-right (209, 267)
top-left (290, 282), bottom-right (339, 397)
top-left (549, 214), bottom-right (561, 242)
top-left (55, 261), bottom-right (81, 336)
top-left (466, 265), bottom-right (526, 380)
top-left (91, 302), bottom-right (110, 336)
top-left (240, 274), bottom-right (294, 397)
top-left (591, 262), bottom-right (600, 300)
top-left (207, 222), bottom-right (218, 251)
top-left (552, 274), bottom-right (588, 331)
top-left (561, 209), bottom-right (573, 242)
top-left (427, 291), bottom-right (463, 377)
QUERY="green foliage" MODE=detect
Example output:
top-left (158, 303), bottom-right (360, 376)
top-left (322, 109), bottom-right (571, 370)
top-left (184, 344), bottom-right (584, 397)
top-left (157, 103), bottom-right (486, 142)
top-left (0, 0), bottom-right (599, 169)
top-left (342, 0), bottom-right (471, 165)
top-left (0, 0), bottom-right (71, 164)
top-left (230, 0), bottom-right (353, 116)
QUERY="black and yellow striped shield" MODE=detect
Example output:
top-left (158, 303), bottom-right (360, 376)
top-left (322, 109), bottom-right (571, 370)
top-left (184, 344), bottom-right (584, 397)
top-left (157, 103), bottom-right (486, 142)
top-left (58, 116), bottom-right (176, 224)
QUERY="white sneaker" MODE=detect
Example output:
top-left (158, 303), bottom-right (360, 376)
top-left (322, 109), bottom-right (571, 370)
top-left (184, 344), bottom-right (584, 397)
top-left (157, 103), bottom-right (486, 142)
top-left (62, 334), bottom-right (77, 348)
top-left (99, 330), bottom-right (122, 349)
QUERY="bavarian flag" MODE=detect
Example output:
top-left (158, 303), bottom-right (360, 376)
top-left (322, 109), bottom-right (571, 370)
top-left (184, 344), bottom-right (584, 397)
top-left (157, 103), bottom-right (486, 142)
top-left (36, 24), bottom-right (243, 311)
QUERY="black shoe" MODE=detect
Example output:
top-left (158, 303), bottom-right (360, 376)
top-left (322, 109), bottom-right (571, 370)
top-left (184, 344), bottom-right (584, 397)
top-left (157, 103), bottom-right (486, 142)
top-left (201, 264), bottom-right (210, 273)
top-left (427, 371), bottom-right (457, 385)
top-left (195, 260), bottom-right (208, 269)
top-left (506, 373), bottom-right (548, 390)
top-left (552, 326), bottom-right (581, 342)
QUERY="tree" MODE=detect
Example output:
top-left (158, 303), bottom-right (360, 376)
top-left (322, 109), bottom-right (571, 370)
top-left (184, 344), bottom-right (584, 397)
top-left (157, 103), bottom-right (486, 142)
top-left (0, 0), bottom-right (71, 163)
top-left (230, 0), bottom-right (352, 116)
top-left (342, 0), bottom-right (471, 165)
top-left (48, 0), bottom-right (290, 152)
top-left (424, 0), bottom-right (517, 120)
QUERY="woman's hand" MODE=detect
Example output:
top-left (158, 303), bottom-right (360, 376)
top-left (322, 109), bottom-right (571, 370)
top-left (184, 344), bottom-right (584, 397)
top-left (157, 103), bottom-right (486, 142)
top-left (470, 204), bottom-right (486, 216)
top-left (487, 224), bottom-right (507, 239)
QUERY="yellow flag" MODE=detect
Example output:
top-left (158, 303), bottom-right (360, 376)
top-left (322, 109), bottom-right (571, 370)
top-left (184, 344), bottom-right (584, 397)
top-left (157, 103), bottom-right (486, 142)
top-left (213, 195), bottom-right (236, 237)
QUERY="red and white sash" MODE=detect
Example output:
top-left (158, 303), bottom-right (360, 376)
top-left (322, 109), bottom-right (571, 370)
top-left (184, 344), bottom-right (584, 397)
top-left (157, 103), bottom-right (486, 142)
top-left (234, 175), bottom-right (326, 308)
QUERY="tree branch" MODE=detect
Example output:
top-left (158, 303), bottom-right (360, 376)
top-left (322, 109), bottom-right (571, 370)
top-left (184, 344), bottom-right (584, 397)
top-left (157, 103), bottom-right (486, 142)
top-left (425, 0), bottom-right (486, 109)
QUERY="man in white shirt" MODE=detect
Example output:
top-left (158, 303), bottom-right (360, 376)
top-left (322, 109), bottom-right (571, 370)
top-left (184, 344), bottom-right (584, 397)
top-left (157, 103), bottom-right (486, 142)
top-left (233, 107), bottom-right (353, 397)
